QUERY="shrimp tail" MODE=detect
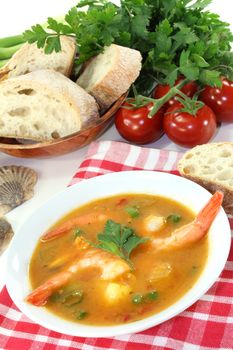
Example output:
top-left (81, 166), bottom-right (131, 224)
top-left (41, 213), bottom-right (107, 242)
top-left (41, 224), bottom-right (72, 242)
top-left (152, 191), bottom-right (223, 250)
top-left (26, 271), bottom-right (71, 306)
top-left (26, 284), bottom-right (54, 306)
top-left (194, 191), bottom-right (223, 235)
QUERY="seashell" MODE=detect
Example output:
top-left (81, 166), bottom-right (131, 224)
top-left (0, 165), bottom-right (37, 216)
top-left (0, 216), bottom-right (14, 255)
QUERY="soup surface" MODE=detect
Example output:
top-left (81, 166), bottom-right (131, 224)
top-left (29, 193), bottom-right (208, 325)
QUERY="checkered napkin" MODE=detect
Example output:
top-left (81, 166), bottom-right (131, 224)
top-left (0, 140), bottom-right (232, 350)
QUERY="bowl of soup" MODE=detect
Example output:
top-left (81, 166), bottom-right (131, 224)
top-left (5, 171), bottom-right (231, 337)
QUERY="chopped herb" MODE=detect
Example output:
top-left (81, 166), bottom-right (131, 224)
top-left (146, 290), bottom-right (159, 301)
top-left (125, 206), bottom-right (140, 218)
top-left (132, 294), bottom-right (143, 304)
top-left (50, 289), bottom-right (83, 306)
top-left (190, 265), bottom-right (199, 275)
top-left (96, 219), bottom-right (148, 267)
top-left (167, 214), bottom-right (182, 223)
top-left (73, 228), bottom-right (83, 238)
top-left (49, 292), bottom-right (62, 303)
top-left (76, 310), bottom-right (88, 320)
top-left (132, 290), bottom-right (159, 305)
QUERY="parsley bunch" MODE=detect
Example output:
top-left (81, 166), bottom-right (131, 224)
top-left (23, 0), bottom-right (233, 95)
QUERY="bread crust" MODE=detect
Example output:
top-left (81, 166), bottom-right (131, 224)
top-left (77, 44), bottom-right (142, 110)
top-left (178, 142), bottom-right (233, 215)
top-left (0, 36), bottom-right (76, 80)
top-left (0, 70), bottom-right (99, 141)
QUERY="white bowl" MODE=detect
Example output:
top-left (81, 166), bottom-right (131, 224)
top-left (5, 171), bottom-right (231, 338)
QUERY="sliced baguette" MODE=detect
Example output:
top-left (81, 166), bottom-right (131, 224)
top-left (76, 44), bottom-right (142, 110)
top-left (0, 69), bottom-right (99, 141)
top-left (0, 36), bottom-right (76, 80)
top-left (178, 142), bottom-right (233, 215)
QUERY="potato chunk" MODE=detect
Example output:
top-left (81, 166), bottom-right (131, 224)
top-left (105, 283), bottom-right (132, 304)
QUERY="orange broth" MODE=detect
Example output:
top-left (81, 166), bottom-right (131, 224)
top-left (29, 194), bottom-right (208, 325)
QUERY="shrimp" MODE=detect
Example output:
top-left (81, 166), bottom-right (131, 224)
top-left (151, 191), bottom-right (223, 251)
top-left (41, 212), bottom-right (107, 241)
top-left (26, 237), bottom-right (130, 306)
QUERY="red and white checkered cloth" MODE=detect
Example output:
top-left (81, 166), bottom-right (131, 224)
top-left (0, 140), bottom-right (232, 350)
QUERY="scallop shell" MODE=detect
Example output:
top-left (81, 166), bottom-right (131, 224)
top-left (0, 216), bottom-right (14, 255)
top-left (0, 165), bottom-right (37, 216)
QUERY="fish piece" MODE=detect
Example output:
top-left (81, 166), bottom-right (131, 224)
top-left (0, 165), bottom-right (37, 216)
top-left (152, 191), bottom-right (223, 251)
top-left (0, 216), bottom-right (14, 255)
top-left (26, 237), bottom-right (130, 306)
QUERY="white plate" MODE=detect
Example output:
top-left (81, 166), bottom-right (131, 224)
top-left (5, 171), bottom-right (231, 337)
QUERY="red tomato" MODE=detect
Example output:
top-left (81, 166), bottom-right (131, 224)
top-left (115, 101), bottom-right (164, 144)
top-left (199, 78), bottom-right (233, 123)
top-left (163, 102), bottom-right (217, 148)
top-left (153, 77), bottom-right (198, 108)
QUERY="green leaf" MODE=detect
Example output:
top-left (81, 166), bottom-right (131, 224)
top-left (180, 66), bottom-right (199, 81)
top-left (191, 54), bottom-right (209, 67)
top-left (123, 235), bottom-right (147, 257)
top-left (23, 24), bottom-right (48, 47)
top-left (199, 69), bottom-right (222, 87)
top-left (44, 36), bottom-right (61, 54)
top-left (164, 69), bottom-right (179, 86)
top-left (187, 0), bottom-right (212, 10)
top-left (121, 226), bottom-right (135, 244)
top-left (102, 220), bottom-right (121, 244)
top-left (98, 240), bottom-right (122, 256)
top-left (179, 50), bottom-right (190, 67)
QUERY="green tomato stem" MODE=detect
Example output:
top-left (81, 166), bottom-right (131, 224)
top-left (147, 78), bottom-right (190, 117)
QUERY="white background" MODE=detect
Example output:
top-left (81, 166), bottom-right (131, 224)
top-left (0, 0), bottom-right (232, 36)
top-left (0, 0), bottom-right (232, 288)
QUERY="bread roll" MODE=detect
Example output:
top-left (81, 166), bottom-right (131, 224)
top-left (76, 44), bottom-right (142, 110)
top-left (178, 142), bottom-right (233, 215)
top-left (0, 36), bottom-right (76, 79)
top-left (0, 69), bottom-right (99, 141)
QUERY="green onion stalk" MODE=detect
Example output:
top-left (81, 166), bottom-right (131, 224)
top-left (0, 16), bottom-right (65, 68)
top-left (0, 35), bottom-right (25, 67)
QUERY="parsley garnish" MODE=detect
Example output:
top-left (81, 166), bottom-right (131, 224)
top-left (96, 219), bottom-right (147, 267)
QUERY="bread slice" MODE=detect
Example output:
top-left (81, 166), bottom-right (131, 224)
top-left (76, 44), bottom-right (142, 110)
top-left (178, 143), bottom-right (233, 215)
top-left (0, 69), bottom-right (99, 141)
top-left (0, 36), bottom-right (76, 80)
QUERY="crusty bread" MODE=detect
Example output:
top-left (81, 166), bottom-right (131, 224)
top-left (0, 69), bottom-right (99, 141)
top-left (0, 36), bottom-right (76, 80)
top-left (178, 143), bottom-right (233, 215)
top-left (76, 44), bottom-right (142, 110)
